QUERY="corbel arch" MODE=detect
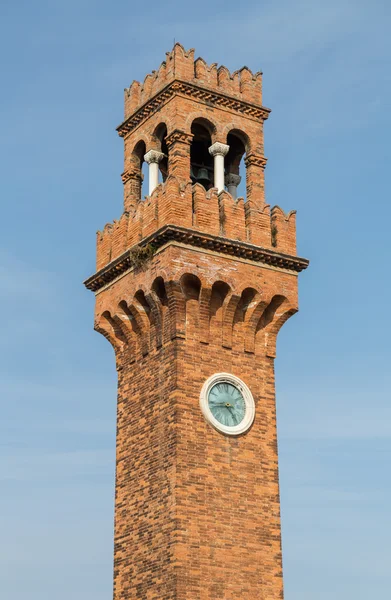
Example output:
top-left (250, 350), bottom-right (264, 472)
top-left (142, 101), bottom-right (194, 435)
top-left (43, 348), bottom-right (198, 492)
top-left (164, 279), bottom-right (187, 340)
top-left (118, 299), bottom-right (149, 357)
top-left (209, 280), bottom-right (232, 346)
top-left (94, 310), bottom-right (134, 370)
top-left (151, 275), bottom-right (170, 345)
top-left (231, 287), bottom-right (259, 350)
top-left (179, 273), bottom-right (202, 337)
top-left (255, 295), bottom-right (297, 357)
top-left (94, 311), bottom-right (125, 353)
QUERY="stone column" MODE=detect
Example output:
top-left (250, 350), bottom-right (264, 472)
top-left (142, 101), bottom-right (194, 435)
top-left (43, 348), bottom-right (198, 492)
top-left (166, 129), bottom-right (193, 183)
top-left (208, 142), bottom-right (229, 193)
top-left (225, 173), bottom-right (242, 200)
top-left (144, 150), bottom-right (165, 195)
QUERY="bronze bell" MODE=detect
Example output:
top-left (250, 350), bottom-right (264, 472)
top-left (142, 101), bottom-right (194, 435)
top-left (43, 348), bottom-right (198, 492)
top-left (196, 167), bottom-right (211, 186)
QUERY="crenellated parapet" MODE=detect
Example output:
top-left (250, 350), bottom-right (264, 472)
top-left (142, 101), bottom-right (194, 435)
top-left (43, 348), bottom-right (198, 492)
top-left (271, 206), bottom-right (297, 255)
top-left (95, 177), bottom-right (300, 271)
top-left (123, 43), bottom-right (264, 122)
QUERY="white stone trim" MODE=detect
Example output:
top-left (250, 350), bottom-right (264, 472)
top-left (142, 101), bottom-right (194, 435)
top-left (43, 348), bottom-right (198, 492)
top-left (144, 150), bottom-right (165, 195)
top-left (208, 142), bottom-right (230, 158)
top-left (208, 142), bottom-right (230, 193)
top-left (143, 150), bottom-right (165, 164)
top-left (199, 372), bottom-right (255, 436)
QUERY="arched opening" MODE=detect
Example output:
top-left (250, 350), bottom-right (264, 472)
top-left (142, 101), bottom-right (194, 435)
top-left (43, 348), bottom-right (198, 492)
top-left (190, 119), bottom-right (214, 190)
top-left (131, 140), bottom-right (148, 201)
top-left (153, 123), bottom-right (168, 184)
top-left (225, 130), bottom-right (248, 199)
top-left (237, 156), bottom-right (246, 198)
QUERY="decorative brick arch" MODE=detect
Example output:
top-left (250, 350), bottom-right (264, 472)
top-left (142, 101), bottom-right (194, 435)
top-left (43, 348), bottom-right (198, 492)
top-left (223, 126), bottom-right (252, 153)
top-left (185, 114), bottom-right (219, 144)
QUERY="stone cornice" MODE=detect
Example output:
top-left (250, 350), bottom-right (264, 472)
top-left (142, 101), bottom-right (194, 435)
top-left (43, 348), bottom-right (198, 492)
top-left (84, 225), bottom-right (309, 292)
top-left (117, 80), bottom-right (271, 138)
top-left (245, 154), bottom-right (268, 168)
top-left (121, 168), bottom-right (142, 183)
top-left (165, 129), bottom-right (193, 147)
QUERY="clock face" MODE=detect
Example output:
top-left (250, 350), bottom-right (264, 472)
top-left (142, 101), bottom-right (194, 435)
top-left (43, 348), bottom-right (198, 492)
top-left (208, 382), bottom-right (246, 427)
top-left (200, 373), bottom-right (255, 436)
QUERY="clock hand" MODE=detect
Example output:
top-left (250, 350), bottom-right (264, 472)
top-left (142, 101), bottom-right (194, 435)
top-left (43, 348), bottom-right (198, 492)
top-left (226, 406), bottom-right (238, 425)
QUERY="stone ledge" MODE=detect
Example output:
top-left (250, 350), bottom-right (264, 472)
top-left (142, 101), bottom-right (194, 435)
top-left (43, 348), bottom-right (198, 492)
top-left (117, 80), bottom-right (271, 138)
top-left (84, 225), bottom-right (309, 292)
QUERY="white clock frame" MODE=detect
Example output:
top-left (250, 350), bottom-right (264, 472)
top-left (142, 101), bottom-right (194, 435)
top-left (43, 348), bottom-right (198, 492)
top-left (199, 372), bottom-right (255, 436)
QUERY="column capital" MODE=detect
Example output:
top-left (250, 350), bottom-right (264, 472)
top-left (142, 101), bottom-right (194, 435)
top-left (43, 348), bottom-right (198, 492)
top-left (208, 142), bottom-right (230, 157)
top-left (144, 150), bottom-right (165, 164)
top-left (166, 129), bottom-right (193, 148)
top-left (225, 173), bottom-right (242, 187)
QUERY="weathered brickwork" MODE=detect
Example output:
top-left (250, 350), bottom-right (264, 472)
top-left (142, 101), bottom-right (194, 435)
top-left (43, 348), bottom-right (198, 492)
top-left (96, 180), bottom-right (298, 271)
top-left (95, 43), bottom-right (298, 271)
top-left (85, 43), bottom-right (308, 600)
top-left (123, 45), bottom-right (263, 119)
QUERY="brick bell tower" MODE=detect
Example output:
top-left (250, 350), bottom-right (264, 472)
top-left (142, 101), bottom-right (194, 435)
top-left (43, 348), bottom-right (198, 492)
top-left (84, 43), bottom-right (308, 600)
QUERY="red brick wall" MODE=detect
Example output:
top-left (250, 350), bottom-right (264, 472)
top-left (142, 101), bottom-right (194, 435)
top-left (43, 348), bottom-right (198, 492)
top-left (88, 43), bottom-right (307, 600)
top-left (113, 345), bottom-right (177, 600)
top-left (176, 343), bottom-right (283, 600)
top-left (94, 244), bottom-right (298, 600)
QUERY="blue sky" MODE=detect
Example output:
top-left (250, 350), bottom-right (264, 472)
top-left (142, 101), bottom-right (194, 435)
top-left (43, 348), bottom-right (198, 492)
top-left (0, 0), bottom-right (390, 598)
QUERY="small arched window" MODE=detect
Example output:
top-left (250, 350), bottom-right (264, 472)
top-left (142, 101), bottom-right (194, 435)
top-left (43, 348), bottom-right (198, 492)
top-left (131, 140), bottom-right (147, 201)
top-left (153, 123), bottom-right (168, 184)
top-left (225, 130), bottom-right (248, 199)
top-left (190, 119), bottom-right (215, 190)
